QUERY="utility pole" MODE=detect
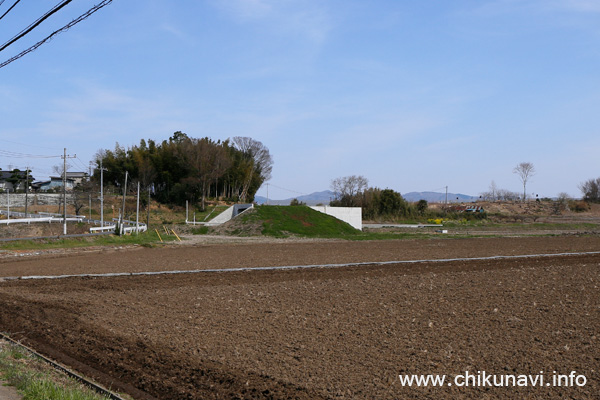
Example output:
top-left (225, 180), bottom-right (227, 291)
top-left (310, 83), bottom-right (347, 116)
top-left (146, 185), bottom-right (151, 229)
top-left (61, 148), bottom-right (76, 235)
top-left (25, 166), bottom-right (29, 216)
top-left (136, 181), bottom-right (140, 233)
top-left (445, 186), bottom-right (448, 206)
top-left (63, 148), bottom-right (66, 233)
top-left (99, 159), bottom-right (107, 227)
top-left (119, 171), bottom-right (128, 235)
top-left (6, 189), bottom-right (9, 220)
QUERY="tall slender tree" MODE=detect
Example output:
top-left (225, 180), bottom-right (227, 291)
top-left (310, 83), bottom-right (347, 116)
top-left (513, 162), bottom-right (536, 201)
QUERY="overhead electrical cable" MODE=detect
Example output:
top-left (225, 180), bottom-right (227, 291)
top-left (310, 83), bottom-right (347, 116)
top-left (0, 0), bottom-right (113, 69)
top-left (267, 183), bottom-right (307, 196)
top-left (73, 155), bottom-right (89, 171)
top-left (0, 149), bottom-right (61, 158)
top-left (0, 0), bottom-right (20, 22)
top-left (0, 0), bottom-right (73, 53)
top-left (0, 138), bottom-right (61, 151)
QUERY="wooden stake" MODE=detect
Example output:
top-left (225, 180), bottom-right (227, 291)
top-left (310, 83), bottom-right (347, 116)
top-left (171, 229), bottom-right (182, 242)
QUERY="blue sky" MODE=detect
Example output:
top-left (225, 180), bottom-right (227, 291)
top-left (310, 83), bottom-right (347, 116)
top-left (1, 0), bottom-right (599, 200)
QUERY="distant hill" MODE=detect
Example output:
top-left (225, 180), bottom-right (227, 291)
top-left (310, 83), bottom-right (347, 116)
top-left (256, 190), bottom-right (477, 205)
top-left (402, 191), bottom-right (478, 203)
top-left (255, 190), bottom-right (335, 206)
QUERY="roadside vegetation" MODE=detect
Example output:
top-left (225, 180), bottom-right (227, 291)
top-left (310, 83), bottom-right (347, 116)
top-left (0, 340), bottom-right (116, 400)
top-left (195, 202), bottom-right (600, 240)
top-left (0, 231), bottom-right (177, 251)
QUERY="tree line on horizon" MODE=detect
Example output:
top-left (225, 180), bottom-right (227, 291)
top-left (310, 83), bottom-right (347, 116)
top-left (92, 131), bottom-right (273, 210)
top-left (329, 175), bottom-right (432, 220)
top-left (328, 167), bottom-right (600, 221)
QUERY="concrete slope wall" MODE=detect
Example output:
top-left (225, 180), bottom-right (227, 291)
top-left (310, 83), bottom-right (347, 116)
top-left (0, 193), bottom-right (73, 207)
top-left (310, 206), bottom-right (362, 230)
top-left (205, 204), bottom-right (253, 226)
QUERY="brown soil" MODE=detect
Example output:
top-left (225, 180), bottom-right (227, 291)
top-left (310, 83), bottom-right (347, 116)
top-left (1, 236), bottom-right (599, 278)
top-left (428, 201), bottom-right (600, 223)
top-left (0, 222), bottom-right (94, 238)
top-left (0, 237), bottom-right (599, 399)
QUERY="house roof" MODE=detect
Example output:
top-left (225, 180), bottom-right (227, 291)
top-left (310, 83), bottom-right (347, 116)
top-left (49, 176), bottom-right (76, 182)
top-left (0, 170), bottom-right (28, 181)
top-left (65, 172), bottom-right (88, 178)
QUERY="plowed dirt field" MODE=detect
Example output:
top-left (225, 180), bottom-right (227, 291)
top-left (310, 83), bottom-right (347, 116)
top-left (0, 236), bottom-right (599, 399)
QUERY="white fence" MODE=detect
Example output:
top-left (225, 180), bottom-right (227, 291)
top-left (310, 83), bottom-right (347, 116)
top-left (0, 210), bottom-right (147, 234)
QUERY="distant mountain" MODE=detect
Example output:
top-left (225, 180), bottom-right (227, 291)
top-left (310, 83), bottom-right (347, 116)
top-left (402, 191), bottom-right (478, 203)
top-left (255, 190), bottom-right (477, 205)
top-left (255, 190), bottom-right (335, 206)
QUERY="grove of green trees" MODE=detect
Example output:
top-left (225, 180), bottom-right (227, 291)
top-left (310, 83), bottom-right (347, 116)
top-left (330, 175), bottom-right (431, 220)
top-left (93, 132), bottom-right (273, 210)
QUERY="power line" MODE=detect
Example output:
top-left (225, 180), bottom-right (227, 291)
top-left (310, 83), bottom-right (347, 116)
top-left (0, 0), bottom-right (21, 22)
top-left (0, 0), bottom-right (73, 53)
top-left (0, 149), bottom-right (61, 159)
top-left (0, 138), bottom-right (61, 151)
top-left (73, 155), bottom-right (89, 171)
top-left (0, 0), bottom-right (114, 69)
top-left (267, 183), bottom-right (307, 196)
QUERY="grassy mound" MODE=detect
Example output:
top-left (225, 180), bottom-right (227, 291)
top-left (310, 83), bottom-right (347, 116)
top-left (226, 205), bottom-right (360, 238)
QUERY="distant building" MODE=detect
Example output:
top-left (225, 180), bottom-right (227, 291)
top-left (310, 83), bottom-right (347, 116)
top-left (32, 171), bottom-right (88, 192)
top-left (34, 176), bottom-right (76, 192)
top-left (0, 170), bottom-right (30, 192)
top-left (448, 204), bottom-right (485, 213)
top-left (65, 172), bottom-right (89, 186)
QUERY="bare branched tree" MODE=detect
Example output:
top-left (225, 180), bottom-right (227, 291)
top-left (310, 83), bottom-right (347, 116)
top-left (52, 162), bottom-right (72, 178)
top-left (579, 177), bottom-right (600, 203)
top-left (181, 138), bottom-right (231, 210)
top-left (480, 180), bottom-right (499, 201)
top-left (513, 162), bottom-right (536, 201)
top-left (231, 137), bottom-right (273, 182)
top-left (331, 175), bottom-right (369, 206)
top-left (232, 137), bottom-right (273, 202)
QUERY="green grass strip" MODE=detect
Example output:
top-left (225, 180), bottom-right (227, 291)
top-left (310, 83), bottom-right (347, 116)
top-left (0, 231), bottom-right (177, 251)
top-left (0, 341), bottom-right (113, 400)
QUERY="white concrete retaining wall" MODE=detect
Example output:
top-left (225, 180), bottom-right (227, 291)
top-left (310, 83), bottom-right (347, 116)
top-left (196, 204), bottom-right (253, 226)
top-left (310, 206), bottom-right (362, 230)
top-left (0, 193), bottom-right (74, 207)
top-left (204, 206), bottom-right (235, 226)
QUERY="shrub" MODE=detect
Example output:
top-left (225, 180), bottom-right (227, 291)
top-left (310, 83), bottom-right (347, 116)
top-left (416, 200), bottom-right (428, 215)
top-left (191, 226), bottom-right (209, 235)
top-left (569, 200), bottom-right (590, 213)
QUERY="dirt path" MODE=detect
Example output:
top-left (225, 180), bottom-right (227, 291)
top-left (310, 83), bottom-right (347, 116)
top-left (0, 384), bottom-right (21, 400)
top-left (1, 235), bottom-right (600, 278)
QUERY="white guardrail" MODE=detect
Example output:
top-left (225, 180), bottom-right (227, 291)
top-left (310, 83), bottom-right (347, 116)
top-left (0, 210), bottom-right (147, 233)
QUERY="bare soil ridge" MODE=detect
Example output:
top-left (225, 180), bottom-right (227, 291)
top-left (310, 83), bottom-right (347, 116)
top-left (0, 237), bottom-right (599, 399)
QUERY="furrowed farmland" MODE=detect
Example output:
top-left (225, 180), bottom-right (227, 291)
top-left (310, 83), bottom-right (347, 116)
top-left (1, 236), bottom-right (599, 399)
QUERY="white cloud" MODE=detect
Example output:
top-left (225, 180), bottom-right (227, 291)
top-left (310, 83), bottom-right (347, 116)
top-left (213, 0), bottom-right (334, 44)
top-left (556, 0), bottom-right (600, 13)
top-left (221, 0), bottom-right (273, 20)
top-left (461, 0), bottom-right (600, 19)
top-left (36, 81), bottom-right (189, 149)
top-left (159, 23), bottom-right (194, 45)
